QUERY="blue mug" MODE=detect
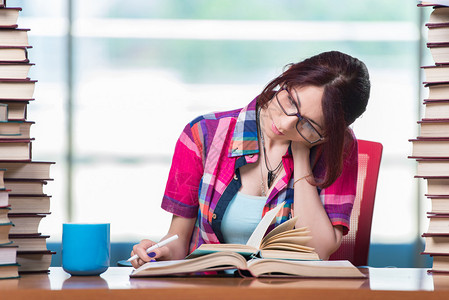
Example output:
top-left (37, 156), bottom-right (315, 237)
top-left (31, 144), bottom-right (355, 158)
top-left (62, 223), bottom-right (110, 276)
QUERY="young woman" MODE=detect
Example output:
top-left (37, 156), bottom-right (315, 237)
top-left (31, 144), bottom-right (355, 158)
top-left (130, 50), bottom-right (370, 268)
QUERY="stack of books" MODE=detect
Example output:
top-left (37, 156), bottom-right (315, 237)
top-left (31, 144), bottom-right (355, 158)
top-left (0, 166), bottom-right (18, 279)
top-left (0, 1), bottom-right (55, 274)
top-left (413, 1), bottom-right (449, 273)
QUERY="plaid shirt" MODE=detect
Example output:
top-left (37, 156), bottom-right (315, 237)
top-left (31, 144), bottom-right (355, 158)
top-left (161, 98), bottom-right (358, 253)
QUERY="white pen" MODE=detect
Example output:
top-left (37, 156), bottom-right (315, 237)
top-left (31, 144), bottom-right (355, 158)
top-left (127, 234), bottom-right (179, 262)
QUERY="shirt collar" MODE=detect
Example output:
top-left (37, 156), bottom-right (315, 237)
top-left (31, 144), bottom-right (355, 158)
top-left (228, 97), bottom-right (260, 157)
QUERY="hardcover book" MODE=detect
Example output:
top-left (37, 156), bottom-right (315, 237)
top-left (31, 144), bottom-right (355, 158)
top-left (427, 214), bottom-right (449, 234)
top-left (16, 250), bottom-right (55, 273)
top-left (426, 82), bottom-right (449, 99)
top-left (9, 194), bottom-right (50, 214)
top-left (0, 28), bottom-right (29, 47)
top-left (424, 100), bottom-right (449, 119)
top-left (0, 138), bottom-right (32, 161)
top-left (8, 213), bottom-right (48, 234)
top-left (0, 263), bottom-right (19, 279)
top-left (426, 177), bottom-right (449, 194)
top-left (428, 42), bottom-right (449, 64)
top-left (0, 244), bottom-right (17, 264)
top-left (0, 222), bottom-right (12, 245)
top-left (9, 234), bottom-right (49, 251)
top-left (4, 179), bottom-right (48, 195)
top-left (427, 195), bottom-right (449, 213)
top-left (0, 78), bottom-right (35, 99)
top-left (130, 252), bottom-right (364, 278)
top-left (410, 137), bottom-right (449, 156)
top-left (0, 161), bottom-right (54, 180)
top-left (0, 100), bottom-right (29, 120)
top-left (415, 158), bottom-right (449, 177)
top-left (0, 46), bottom-right (29, 63)
top-left (0, 8), bottom-right (21, 28)
top-left (0, 62), bottom-right (33, 79)
top-left (422, 233), bottom-right (449, 254)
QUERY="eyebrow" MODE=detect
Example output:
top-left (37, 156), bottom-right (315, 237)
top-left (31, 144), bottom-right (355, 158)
top-left (291, 89), bottom-right (324, 130)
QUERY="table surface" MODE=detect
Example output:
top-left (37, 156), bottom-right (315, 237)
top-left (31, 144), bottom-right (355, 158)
top-left (3, 267), bottom-right (449, 300)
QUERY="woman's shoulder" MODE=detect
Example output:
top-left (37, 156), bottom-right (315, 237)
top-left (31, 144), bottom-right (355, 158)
top-left (188, 97), bottom-right (258, 128)
top-left (188, 107), bottom-right (244, 128)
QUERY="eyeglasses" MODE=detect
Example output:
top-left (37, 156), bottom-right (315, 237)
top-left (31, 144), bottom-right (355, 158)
top-left (275, 87), bottom-right (324, 144)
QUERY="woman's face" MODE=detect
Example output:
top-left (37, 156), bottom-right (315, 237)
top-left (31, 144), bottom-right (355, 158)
top-left (261, 85), bottom-right (325, 145)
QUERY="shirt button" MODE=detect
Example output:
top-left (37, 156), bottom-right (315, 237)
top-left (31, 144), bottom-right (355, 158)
top-left (233, 174), bottom-right (238, 180)
top-left (212, 214), bottom-right (217, 219)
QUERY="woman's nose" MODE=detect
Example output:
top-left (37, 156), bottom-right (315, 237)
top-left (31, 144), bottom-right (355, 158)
top-left (281, 115), bottom-right (298, 130)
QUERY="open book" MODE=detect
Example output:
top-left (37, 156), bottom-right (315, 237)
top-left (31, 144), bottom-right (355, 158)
top-left (130, 251), bottom-right (365, 278)
top-left (188, 201), bottom-right (319, 261)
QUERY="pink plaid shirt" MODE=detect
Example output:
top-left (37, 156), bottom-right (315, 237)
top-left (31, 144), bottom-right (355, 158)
top-left (161, 98), bottom-right (358, 253)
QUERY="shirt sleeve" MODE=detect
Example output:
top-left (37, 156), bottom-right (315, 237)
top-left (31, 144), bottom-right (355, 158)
top-left (161, 123), bottom-right (204, 218)
top-left (320, 133), bottom-right (358, 235)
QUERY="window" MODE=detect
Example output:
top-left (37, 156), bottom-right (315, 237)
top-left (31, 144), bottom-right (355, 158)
top-left (17, 0), bottom-right (423, 251)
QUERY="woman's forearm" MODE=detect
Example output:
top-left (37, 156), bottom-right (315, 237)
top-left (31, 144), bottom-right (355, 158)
top-left (292, 146), bottom-right (342, 259)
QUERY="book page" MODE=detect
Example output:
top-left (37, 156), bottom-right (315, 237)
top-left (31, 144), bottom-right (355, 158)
top-left (131, 251), bottom-right (248, 277)
top-left (262, 217), bottom-right (298, 242)
top-left (261, 227), bottom-right (310, 248)
top-left (262, 242), bottom-right (314, 252)
top-left (246, 201), bottom-right (285, 249)
top-left (246, 258), bottom-right (365, 278)
top-left (262, 236), bottom-right (312, 248)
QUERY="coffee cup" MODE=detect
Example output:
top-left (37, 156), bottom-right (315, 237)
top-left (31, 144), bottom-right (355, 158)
top-left (62, 223), bottom-right (110, 276)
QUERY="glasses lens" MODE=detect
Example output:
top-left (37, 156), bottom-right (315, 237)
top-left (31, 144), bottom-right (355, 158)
top-left (296, 119), bottom-right (321, 143)
top-left (277, 90), bottom-right (298, 115)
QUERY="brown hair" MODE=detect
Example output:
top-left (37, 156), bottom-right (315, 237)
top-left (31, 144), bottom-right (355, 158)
top-left (257, 51), bottom-right (370, 188)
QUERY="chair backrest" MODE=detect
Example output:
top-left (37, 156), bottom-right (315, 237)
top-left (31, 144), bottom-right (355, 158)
top-left (329, 139), bottom-right (383, 266)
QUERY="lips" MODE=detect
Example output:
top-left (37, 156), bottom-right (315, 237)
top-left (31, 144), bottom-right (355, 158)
top-left (271, 123), bottom-right (284, 135)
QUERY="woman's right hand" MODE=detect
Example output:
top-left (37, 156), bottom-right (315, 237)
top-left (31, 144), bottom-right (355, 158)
top-left (130, 215), bottom-right (197, 269)
top-left (130, 239), bottom-right (168, 269)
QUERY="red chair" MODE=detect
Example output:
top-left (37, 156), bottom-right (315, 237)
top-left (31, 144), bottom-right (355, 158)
top-left (329, 139), bottom-right (383, 266)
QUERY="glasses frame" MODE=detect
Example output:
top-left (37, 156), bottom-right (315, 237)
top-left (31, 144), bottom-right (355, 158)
top-left (275, 87), bottom-right (324, 145)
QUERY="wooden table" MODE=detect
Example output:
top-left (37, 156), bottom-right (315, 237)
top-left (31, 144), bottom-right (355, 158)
top-left (2, 267), bottom-right (449, 300)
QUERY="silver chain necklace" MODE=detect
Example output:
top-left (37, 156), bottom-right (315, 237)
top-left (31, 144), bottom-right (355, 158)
top-left (257, 108), bottom-right (283, 191)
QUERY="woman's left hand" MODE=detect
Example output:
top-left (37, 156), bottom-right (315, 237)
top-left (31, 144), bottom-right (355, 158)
top-left (291, 140), bottom-right (311, 161)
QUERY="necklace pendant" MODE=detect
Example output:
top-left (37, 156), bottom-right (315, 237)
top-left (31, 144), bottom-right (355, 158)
top-left (267, 171), bottom-right (274, 189)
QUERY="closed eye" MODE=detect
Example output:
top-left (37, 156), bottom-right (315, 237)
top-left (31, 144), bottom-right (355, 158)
top-left (287, 92), bottom-right (297, 108)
